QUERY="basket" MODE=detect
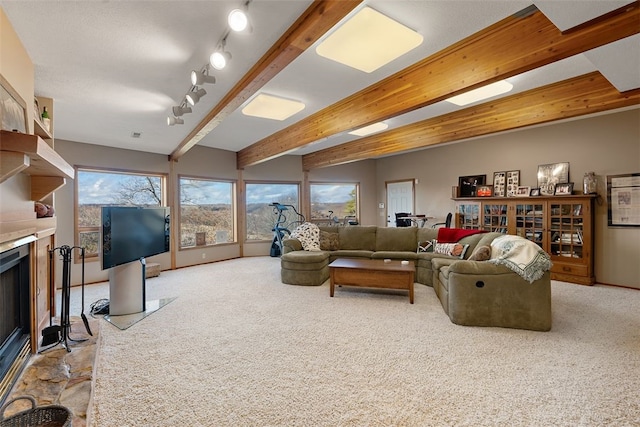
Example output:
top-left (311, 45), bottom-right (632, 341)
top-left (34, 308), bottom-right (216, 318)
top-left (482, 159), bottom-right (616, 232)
top-left (0, 396), bottom-right (72, 427)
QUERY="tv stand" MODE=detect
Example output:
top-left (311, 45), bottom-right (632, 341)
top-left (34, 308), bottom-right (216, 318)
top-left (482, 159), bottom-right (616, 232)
top-left (108, 258), bottom-right (146, 315)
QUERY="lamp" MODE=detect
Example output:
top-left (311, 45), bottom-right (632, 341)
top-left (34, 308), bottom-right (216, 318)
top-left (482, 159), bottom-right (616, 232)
top-left (167, 116), bottom-right (184, 126)
top-left (191, 68), bottom-right (216, 86)
top-left (172, 105), bottom-right (192, 116)
top-left (228, 7), bottom-right (249, 32)
top-left (210, 39), bottom-right (232, 70)
top-left (185, 88), bottom-right (207, 106)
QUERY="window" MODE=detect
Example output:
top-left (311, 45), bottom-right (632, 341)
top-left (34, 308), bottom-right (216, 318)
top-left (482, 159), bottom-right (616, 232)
top-left (310, 183), bottom-right (359, 223)
top-left (179, 177), bottom-right (234, 248)
top-left (76, 168), bottom-right (165, 259)
top-left (245, 182), bottom-right (299, 240)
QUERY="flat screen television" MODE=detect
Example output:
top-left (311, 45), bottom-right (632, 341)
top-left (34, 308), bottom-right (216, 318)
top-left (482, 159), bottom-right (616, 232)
top-left (101, 206), bottom-right (170, 270)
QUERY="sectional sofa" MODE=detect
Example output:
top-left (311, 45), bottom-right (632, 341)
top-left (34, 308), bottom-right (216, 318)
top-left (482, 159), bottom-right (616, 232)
top-left (281, 225), bottom-right (552, 331)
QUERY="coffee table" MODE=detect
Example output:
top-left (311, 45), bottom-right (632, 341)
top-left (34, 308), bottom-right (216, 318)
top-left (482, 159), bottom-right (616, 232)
top-left (329, 258), bottom-right (415, 303)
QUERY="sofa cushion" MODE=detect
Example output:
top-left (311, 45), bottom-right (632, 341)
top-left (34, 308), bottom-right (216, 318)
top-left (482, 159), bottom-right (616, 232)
top-left (433, 242), bottom-right (469, 258)
top-left (330, 250), bottom-right (374, 259)
top-left (290, 222), bottom-right (321, 251)
top-left (371, 251), bottom-right (418, 260)
top-left (375, 227), bottom-right (418, 252)
top-left (281, 251), bottom-right (329, 270)
top-left (319, 230), bottom-right (340, 251)
top-left (338, 226), bottom-right (377, 251)
top-left (468, 245), bottom-right (491, 261)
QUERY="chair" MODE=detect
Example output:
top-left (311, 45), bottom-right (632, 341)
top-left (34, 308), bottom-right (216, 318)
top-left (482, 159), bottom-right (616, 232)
top-left (432, 212), bottom-right (453, 228)
top-left (395, 212), bottom-right (412, 227)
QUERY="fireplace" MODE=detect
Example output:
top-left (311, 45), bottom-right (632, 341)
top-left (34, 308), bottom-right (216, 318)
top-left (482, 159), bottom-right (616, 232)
top-left (0, 240), bottom-right (33, 404)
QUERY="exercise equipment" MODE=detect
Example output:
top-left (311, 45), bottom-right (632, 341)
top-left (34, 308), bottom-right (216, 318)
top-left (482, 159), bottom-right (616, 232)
top-left (269, 202), bottom-right (305, 257)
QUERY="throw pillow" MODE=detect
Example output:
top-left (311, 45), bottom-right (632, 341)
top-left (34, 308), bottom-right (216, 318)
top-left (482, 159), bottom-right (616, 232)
top-left (468, 245), bottom-right (491, 261)
top-left (417, 240), bottom-right (434, 253)
top-left (319, 231), bottom-right (339, 251)
top-left (290, 222), bottom-right (321, 251)
top-left (433, 241), bottom-right (469, 259)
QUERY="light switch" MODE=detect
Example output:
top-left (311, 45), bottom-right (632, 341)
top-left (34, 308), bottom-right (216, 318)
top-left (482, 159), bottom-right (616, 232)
top-left (378, 203), bottom-right (384, 209)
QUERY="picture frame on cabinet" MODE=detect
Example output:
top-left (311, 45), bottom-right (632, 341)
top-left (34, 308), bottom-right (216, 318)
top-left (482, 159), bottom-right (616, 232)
top-left (493, 171), bottom-right (506, 197)
top-left (554, 182), bottom-right (574, 195)
top-left (537, 162), bottom-right (570, 196)
top-left (516, 186), bottom-right (531, 197)
top-left (530, 187), bottom-right (541, 196)
top-left (458, 175), bottom-right (486, 197)
top-left (0, 74), bottom-right (27, 133)
top-left (506, 170), bottom-right (520, 197)
top-left (477, 185), bottom-right (493, 197)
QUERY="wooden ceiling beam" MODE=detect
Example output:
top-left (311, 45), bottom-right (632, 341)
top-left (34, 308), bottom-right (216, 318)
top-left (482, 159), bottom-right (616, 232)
top-left (169, 0), bottom-right (362, 162)
top-left (238, 2), bottom-right (640, 168)
top-left (301, 72), bottom-right (640, 169)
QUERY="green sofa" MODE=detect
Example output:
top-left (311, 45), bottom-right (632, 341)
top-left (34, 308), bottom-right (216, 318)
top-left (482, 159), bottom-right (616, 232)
top-left (281, 226), bottom-right (552, 331)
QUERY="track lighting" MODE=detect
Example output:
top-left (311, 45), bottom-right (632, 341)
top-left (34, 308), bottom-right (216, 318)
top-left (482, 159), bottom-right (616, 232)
top-left (172, 105), bottom-right (192, 116)
top-left (210, 39), bottom-right (232, 70)
top-left (185, 87), bottom-right (207, 106)
top-left (167, 116), bottom-right (184, 126)
top-left (191, 68), bottom-right (216, 86)
top-left (228, 7), bottom-right (249, 32)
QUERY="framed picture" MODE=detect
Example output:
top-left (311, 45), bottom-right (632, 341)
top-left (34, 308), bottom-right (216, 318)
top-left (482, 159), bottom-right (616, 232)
top-left (477, 185), bottom-right (493, 197)
top-left (458, 175), bottom-right (486, 197)
top-left (516, 186), bottom-right (531, 197)
top-left (0, 74), bottom-right (28, 133)
top-left (530, 187), bottom-right (541, 196)
top-left (554, 182), bottom-right (574, 195)
top-left (493, 171), bottom-right (506, 197)
top-left (537, 162), bottom-right (570, 196)
top-left (506, 170), bottom-right (520, 197)
top-left (607, 173), bottom-right (640, 227)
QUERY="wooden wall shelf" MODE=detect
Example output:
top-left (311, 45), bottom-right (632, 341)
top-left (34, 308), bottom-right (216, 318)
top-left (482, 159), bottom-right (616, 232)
top-left (0, 131), bottom-right (73, 200)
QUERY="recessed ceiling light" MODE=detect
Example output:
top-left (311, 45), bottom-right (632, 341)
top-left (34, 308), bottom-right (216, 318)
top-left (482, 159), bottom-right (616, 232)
top-left (242, 94), bottom-right (305, 121)
top-left (349, 122), bottom-right (389, 136)
top-left (446, 81), bottom-right (514, 106)
top-left (315, 7), bottom-right (423, 73)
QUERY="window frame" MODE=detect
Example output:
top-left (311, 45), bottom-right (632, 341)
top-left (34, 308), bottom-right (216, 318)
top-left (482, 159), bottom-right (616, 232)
top-left (74, 166), bottom-right (167, 262)
top-left (244, 180), bottom-right (301, 242)
top-left (309, 181), bottom-right (360, 225)
top-left (178, 174), bottom-right (236, 250)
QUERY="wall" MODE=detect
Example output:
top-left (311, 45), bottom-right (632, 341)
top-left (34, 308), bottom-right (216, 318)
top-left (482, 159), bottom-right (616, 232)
top-left (375, 108), bottom-right (640, 288)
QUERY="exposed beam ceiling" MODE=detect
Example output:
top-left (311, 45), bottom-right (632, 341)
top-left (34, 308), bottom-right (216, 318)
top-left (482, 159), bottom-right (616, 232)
top-left (302, 72), bottom-right (640, 169)
top-left (237, 2), bottom-right (640, 169)
top-left (169, 0), bottom-right (362, 162)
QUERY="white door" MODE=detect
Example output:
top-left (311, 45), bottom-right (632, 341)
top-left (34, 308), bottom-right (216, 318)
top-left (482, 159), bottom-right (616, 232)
top-left (386, 180), bottom-right (414, 227)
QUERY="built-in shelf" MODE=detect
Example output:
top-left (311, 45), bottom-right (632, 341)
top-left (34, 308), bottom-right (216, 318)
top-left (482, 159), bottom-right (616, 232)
top-left (33, 118), bottom-right (53, 141)
top-left (0, 130), bottom-right (73, 200)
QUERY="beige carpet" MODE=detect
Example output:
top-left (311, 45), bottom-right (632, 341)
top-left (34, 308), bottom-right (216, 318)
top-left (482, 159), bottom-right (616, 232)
top-left (85, 257), bottom-right (639, 426)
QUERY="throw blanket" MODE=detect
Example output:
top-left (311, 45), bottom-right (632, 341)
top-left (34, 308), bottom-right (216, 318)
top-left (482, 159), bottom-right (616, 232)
top-left (437, 228), bottom-right (487, 243)
top-left (487, 235), bottom-right (552, 283)
top-left (290, 222), bottom-right (321, 251)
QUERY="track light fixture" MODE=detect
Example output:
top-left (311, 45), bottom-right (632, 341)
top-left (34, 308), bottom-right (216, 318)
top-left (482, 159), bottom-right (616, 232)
top-left (210, 39), bottom-right (232, 70)
top-left (228, 4), bottom-right (250, 32)
top-left (185, 87), bottom-right (207, 106)
top-left (172, 105), bottom-right (192, 116)
top-left (167, 116), bottom-right (184, 126)
top-left (191, 66), bottom-right (216, 86)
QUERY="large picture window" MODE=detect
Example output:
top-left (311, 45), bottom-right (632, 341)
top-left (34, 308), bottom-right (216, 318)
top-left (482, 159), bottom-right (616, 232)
top-left (245, 182), bottom-right (299, 240)
top-left (179, 177), bottom-right (235, 248)
top-left (310, 183), bottom-right (358, 224)
top-left (76, 168), bottom-right (165, 259)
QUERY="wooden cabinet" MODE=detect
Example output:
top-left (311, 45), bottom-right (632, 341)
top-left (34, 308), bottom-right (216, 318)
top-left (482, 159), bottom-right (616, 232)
top-left (32, 233), bottom-right (54, 351)
top-left (454, 195), bottom-right (595, 285)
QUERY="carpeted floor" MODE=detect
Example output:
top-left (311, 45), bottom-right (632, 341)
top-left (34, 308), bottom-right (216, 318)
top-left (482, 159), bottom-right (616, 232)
top-left (78, 257), bottom-right (639, 426)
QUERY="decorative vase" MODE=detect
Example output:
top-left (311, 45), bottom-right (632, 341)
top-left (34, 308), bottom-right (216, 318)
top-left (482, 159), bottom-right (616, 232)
top-left (583, 172), bottom-right (597, 194)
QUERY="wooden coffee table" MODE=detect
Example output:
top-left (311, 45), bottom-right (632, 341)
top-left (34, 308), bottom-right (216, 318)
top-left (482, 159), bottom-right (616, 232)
top-left (329, 258), bottom-right (415, 303)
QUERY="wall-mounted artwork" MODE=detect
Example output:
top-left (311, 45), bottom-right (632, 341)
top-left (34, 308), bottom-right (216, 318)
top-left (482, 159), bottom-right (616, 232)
top-left (0, 74), bottom-right (27, 133)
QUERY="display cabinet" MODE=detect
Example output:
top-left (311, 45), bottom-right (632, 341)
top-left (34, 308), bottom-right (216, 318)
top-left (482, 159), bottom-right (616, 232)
top-left (454, 195), bottom-right (595, 285)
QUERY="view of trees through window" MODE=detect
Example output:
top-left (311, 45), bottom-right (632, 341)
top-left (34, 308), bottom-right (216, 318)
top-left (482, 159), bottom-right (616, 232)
top-left (77, 169), bottom-right (164, 258)
top-left (310, 183), bottom-right (358, 223)
top-left (180, 177), bottom-right (234, 248)
top-left (246, 183), bottom-right (300, 240)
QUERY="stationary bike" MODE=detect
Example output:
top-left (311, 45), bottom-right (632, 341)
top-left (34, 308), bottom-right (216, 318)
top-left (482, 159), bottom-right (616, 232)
top-left (269, 202), bottom-right (305, 257)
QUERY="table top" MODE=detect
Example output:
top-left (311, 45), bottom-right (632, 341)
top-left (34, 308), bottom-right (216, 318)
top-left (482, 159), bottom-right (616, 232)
top-left (329, 258), bottom-right (415, 272)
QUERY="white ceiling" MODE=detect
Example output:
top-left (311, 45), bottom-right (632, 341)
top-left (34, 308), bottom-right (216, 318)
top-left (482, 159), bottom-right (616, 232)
top-left (2, 0), bottom-right (638, 159)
